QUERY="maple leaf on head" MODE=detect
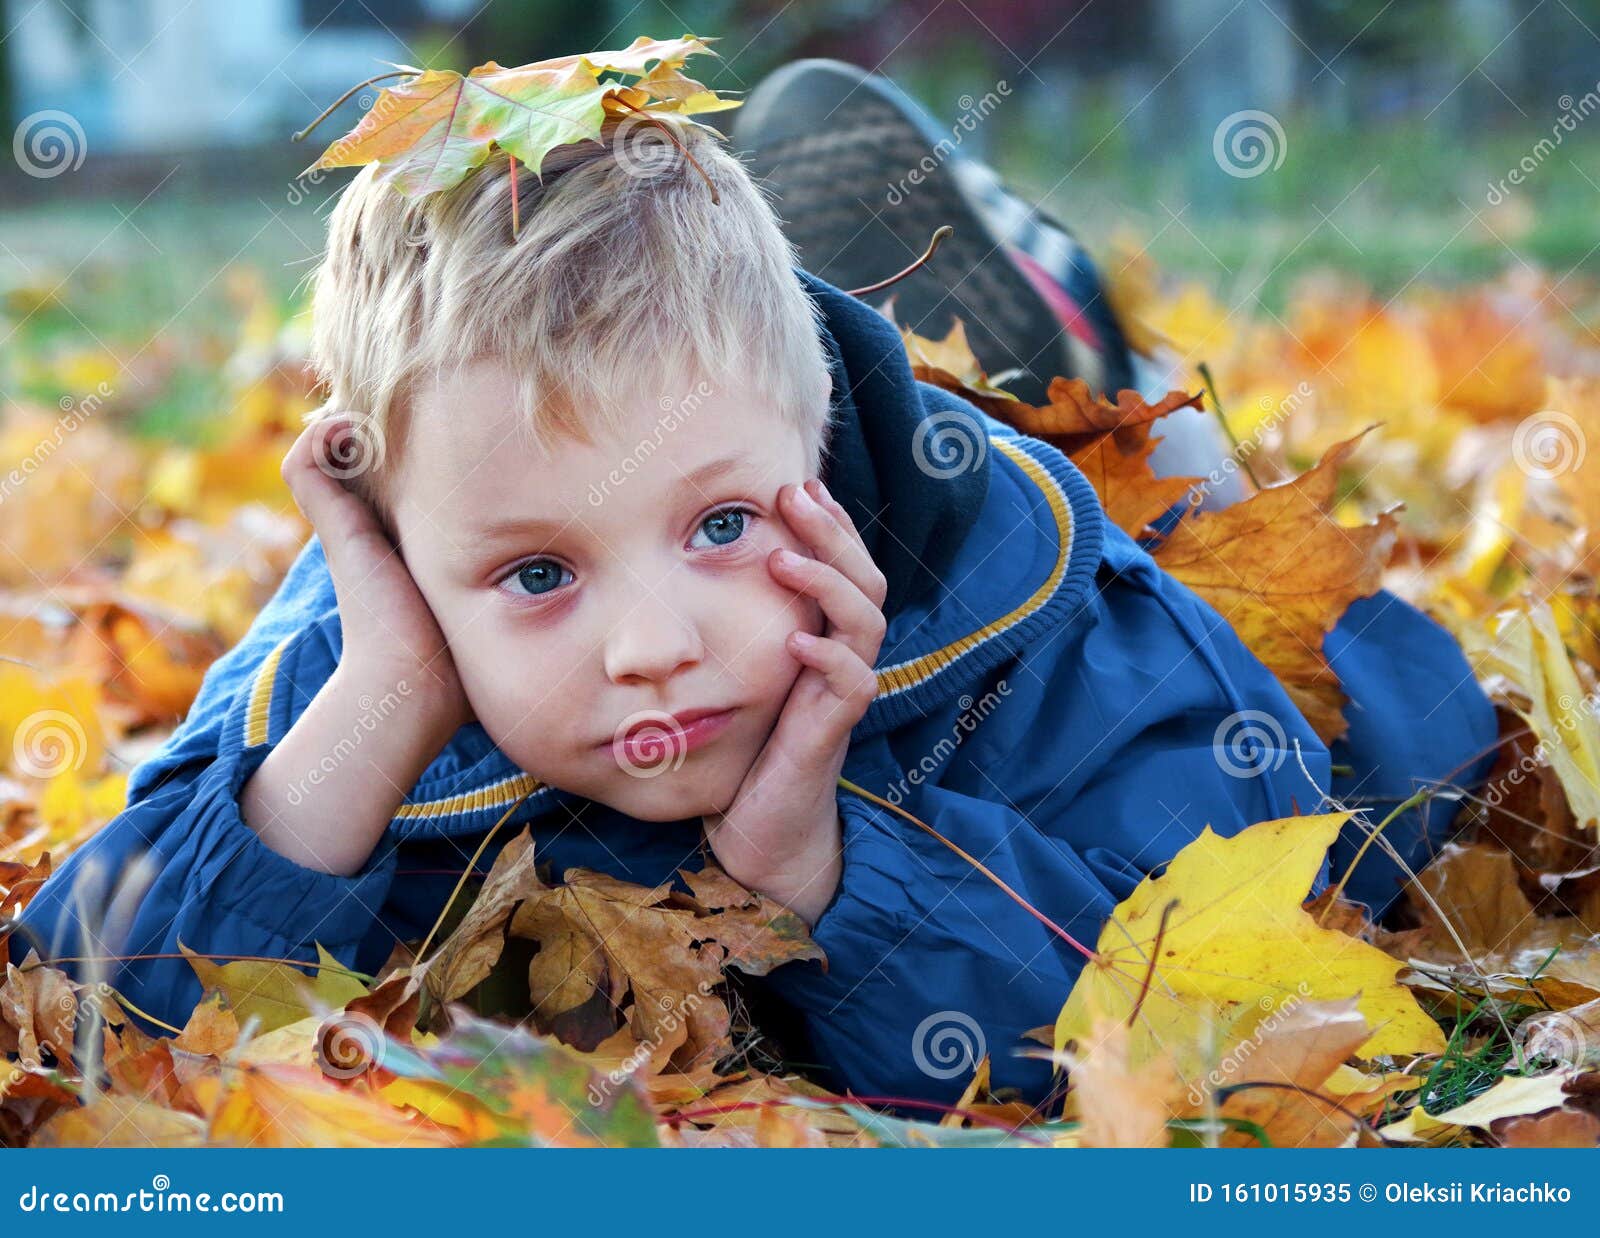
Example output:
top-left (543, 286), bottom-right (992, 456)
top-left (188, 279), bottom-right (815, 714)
top-left (303, 34), bottom-right (740, 199)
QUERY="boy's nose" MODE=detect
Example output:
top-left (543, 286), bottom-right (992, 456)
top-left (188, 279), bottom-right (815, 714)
top-left (601, 596), bottom-right (704, 685)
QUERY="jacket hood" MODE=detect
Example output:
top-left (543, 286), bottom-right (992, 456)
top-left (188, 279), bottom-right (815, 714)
top-left (222, 270), bottom-right (1108, 841)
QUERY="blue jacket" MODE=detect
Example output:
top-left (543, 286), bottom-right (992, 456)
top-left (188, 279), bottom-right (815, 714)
top-left (11, 271), bottom-right (1498, 1106)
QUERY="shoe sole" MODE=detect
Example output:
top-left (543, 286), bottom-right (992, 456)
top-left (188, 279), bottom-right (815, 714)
top-left (731, 59), bottom-right (1072, 405)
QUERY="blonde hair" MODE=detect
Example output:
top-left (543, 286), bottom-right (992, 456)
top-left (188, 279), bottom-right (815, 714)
top-left (306, 112), bottom-right (834, 518)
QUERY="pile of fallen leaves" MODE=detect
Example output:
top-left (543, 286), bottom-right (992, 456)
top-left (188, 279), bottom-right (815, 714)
top-left (4, 234), bottom-right (1600, 1145)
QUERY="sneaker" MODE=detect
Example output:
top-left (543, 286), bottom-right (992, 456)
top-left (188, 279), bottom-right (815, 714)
top-left (731, 58), bottom-right (1133, 405)
top-left (948, 157), bottom-right (1136, 398)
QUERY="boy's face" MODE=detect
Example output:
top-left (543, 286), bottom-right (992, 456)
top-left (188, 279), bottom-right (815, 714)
top-left (390, 359), bottom-right (827, 822)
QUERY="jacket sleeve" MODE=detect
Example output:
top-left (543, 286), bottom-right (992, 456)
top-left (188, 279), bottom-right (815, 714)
top-left (1323, 588), bottom-right (1499, 912)
top-left (6, 603), bottom-right (399, 1035)
top-left (761, 549), bottom-right (1335, 1105)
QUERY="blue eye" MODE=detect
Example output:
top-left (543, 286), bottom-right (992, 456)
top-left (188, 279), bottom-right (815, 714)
top-left (691, 507), bottom-right (751, 549)
top-left (504, 558), bottom-right (572, 597)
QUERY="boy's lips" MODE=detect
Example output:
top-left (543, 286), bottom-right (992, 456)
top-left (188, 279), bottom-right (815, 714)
top-left (600, 707), bottom-right (739, 769)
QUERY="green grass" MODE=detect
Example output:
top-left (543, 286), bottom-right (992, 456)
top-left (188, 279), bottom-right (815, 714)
top-left (994, 97), bottom-right (1600, 309)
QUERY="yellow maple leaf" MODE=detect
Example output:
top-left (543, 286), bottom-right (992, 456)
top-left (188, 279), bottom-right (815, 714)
top-left (1055, 812), bottom-right (1445, 1070)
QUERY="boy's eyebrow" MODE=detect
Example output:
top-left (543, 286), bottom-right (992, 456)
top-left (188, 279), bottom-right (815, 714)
top-left (460, 453), bottom-right (758, 544)
top-left (677, 452), bottom-right (755, 492)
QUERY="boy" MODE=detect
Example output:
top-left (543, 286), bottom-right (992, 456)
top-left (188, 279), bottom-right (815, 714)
top-left (11, 70), bottom-right (1497, 1108)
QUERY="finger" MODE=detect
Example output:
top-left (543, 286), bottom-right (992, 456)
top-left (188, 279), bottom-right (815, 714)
top-left (282, 418), bottom-right (399, 586)
top-left (784, 632), bottom-right (879, 737)
top-left (770, 548), bottom-right (887, 665)
top-left (807, 477), bottom-right (866, 544)
top-left (778, 481), bottom-right (889, 609)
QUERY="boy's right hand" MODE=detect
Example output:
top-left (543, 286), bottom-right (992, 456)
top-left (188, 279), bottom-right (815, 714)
top-left (281, 417), bottom-right (472, 740)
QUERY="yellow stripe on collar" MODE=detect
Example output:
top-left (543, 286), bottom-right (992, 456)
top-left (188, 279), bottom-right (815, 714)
top-left (392, 771), bottom-right (544, 821)
top-left (875, 435), bottom-right (1073, 700)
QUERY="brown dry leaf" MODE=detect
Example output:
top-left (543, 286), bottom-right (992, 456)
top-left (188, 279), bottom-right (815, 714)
top-left (1071, 1018), bottom-right (1180, 1148)
top-left (0, 1058), bottom-right (78, 1144)
top-left (1007, 376), bottom-right (1205, 456)
top-left (1151, 430), bottom-right (1397, 742)
top-left (898, 319), bottom-right (1026, 418)
top-left (1478, 715), bottom-right (1595, 875)
top-left (1389, 844), bottom-right (1600, 1009)
top-left (172, 991), bottom-right (240, 1058)
top-left (1304, 887), bottom-right (1375, 939)
top-left (0, 852), bottom-right (51, 925)
top-left (1497, 1107), bottom-right (1600, 1147)
top-left (415, 826), bottom-right (540, 1005)
top-left (0, 959), bottom-right (84, 1072)
top-left (1069, 421), bottom-right (1201, 540)
top-left (1400, 842), bottom-right (1593, 960)
top-left (512, 868), bottom-right (728, 1065)
top-left (1211, 997), bottom-right (1372, 1148)
top-left (666, 1071), bottom-right (870, 1147)
top-left (101, 1019), bottom-right (199, 1111)
top-left (676, 864), bottom-right (826, 976)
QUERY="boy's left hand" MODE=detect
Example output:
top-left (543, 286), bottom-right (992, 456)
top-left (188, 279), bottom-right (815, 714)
top-left (703, 478), bottom-right (887, 926)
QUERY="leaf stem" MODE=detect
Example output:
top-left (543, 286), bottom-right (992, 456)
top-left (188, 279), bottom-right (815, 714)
top-left (846, 225), bottom-right (954, 298)
top-left (1197, 361), bottom-right (1263, 491)
top-left (293, 71), bottom-right (415, 143)
top-left (610, 97), bottom-right (719, 205)
top-left (416, 786), bottom-right (535, 964)
top-left (836, 777), bottom-right (1095, 962)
